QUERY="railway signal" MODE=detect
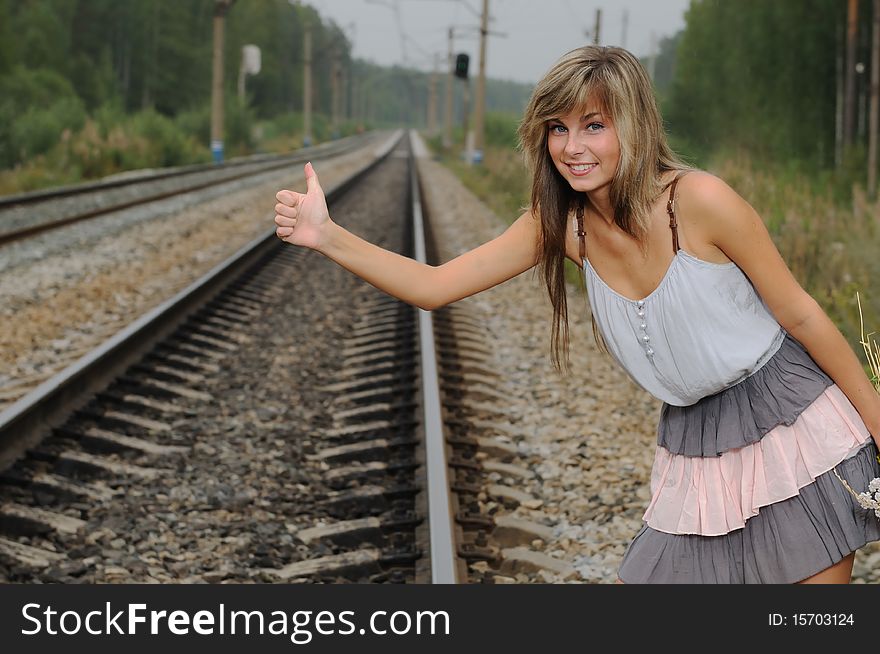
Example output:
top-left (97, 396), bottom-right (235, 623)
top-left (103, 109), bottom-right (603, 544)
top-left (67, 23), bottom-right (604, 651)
top-left (455, 53), bottom-right (470, 79)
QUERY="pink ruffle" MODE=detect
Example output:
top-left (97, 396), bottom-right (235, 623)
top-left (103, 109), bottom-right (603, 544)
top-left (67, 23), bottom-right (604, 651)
top-left (642, 384), bottom-right (873, 536)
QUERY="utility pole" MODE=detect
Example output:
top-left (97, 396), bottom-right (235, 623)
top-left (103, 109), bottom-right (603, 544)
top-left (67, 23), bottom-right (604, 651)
top-left (303, 16), bottom-right (313, 146)
top-left (593, 8), bottom-right (602, 45)
top-left (869, 0), bottom-right (879, 198)
top-left (444, 27), bottom-right (454, 150)
top-left (621, 9), bottom-right (628, 48)
top-left (843, 0), bottom-right (859, 150)
top-left (428, 53), bottom-right (439, 135)
top-left (342, 61), bottom-right (349, 124)
top-left (471, 0), bottom-right (489, 164)
top-left (836, 21), bottom-right (845, 167)
top-left (331, 46), bottom-right (341, 138)
top-left (210, 0), bottom-right (235, 163)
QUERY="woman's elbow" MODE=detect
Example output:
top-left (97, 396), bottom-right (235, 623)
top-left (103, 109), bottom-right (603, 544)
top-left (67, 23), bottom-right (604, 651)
top-left (777, 292), bottom-right (822, 335)
top-left (414, 267), bottom-right (454, 311)
top-left (415, 297), bottom-right (449, 312)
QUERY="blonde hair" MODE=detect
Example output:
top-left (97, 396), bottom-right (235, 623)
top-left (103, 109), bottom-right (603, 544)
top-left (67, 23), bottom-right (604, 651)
top-left (517, 45), bottom-right (692, 371)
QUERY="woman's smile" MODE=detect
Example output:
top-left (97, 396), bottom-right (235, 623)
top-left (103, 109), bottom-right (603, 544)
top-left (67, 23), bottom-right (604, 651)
top-left (564, 162), bottom-right (598, 176)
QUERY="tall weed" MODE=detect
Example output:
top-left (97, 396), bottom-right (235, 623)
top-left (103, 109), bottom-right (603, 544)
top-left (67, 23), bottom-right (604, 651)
top-left (711, 155), bottom-right (880, 345)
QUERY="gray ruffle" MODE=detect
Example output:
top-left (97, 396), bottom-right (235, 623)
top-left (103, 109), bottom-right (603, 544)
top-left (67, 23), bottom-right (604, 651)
top-left (657, 334), bottom-right (832, 457)
top-left (617, 441), bottom-right (880, 584)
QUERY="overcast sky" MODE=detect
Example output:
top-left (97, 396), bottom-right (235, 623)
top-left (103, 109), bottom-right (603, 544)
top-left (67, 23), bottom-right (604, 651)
top-left (315, 0), bottom-right (691, 85)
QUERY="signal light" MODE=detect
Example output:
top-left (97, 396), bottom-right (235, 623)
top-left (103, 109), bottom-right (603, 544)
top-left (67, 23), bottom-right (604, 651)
top-left (454, 53), bottom-right (469, 79)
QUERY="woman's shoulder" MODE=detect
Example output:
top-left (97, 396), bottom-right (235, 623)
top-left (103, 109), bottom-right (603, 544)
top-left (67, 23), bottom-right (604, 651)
top-left (665, 170), bottom-right (755, 260)
top-left (672, 169), bottom-right (744, 209)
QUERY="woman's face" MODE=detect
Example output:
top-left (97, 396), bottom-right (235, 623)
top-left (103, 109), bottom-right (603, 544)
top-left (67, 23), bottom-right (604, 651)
top-left (546, 105), bottom-right (620, 198)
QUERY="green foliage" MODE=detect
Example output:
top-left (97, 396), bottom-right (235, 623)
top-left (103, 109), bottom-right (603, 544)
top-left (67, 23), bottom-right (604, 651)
top-left (174, 106), bottom-right (212, 148)
top-left (130, 109), bottom-right (206, 168)
top-left (432, 141), bottom-right (529, 226)
top-left (260, 113), bottom-right (305, 146)
top-left (709, 153), bottom-right (880, 345)
top-left (667, 0), bottom-right (852, 168)
top-left (0, 0), bottom-right (14, 76)
top-left (0, 0), bottom-right (534, 192)
top-left (484, 112), bottom-right (520, 149)
top-left (10, 98), bottom-right (86, 163)
top-left (224, 97), bottom-right (256, 155)
top-left (62, 109), bottom-right (207, 180)
top-left (0, 66), bottom-right (85, 167)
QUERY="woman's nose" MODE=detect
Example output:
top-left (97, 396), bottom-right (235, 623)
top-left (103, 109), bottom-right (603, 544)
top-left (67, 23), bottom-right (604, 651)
top-left (564, 134), bottom-right (585, 157)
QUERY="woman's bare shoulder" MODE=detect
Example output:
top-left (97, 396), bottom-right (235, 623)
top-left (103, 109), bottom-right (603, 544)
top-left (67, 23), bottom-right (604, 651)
top-left (670, 170), bottom-right (751, 261)
top-left (675, 170), bottom-right (744, 207)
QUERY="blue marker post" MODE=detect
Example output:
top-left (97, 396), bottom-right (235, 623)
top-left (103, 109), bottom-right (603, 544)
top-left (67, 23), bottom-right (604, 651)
top-left (211, 140), bottom-right (224, 164)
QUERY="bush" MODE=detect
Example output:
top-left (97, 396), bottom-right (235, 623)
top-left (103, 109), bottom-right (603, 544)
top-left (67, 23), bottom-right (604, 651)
top-left (0, 66), bottom-right (85, 166)
top-left (63, 109), bottom-right (207, 179)
top-left (129, 109), bottom-right (201, 167)
top-left (9, 97), bottom-right (85, 162)
top-left (484, 112), bottom-right (520, 149)
top-left (224, 98), bottom-right (256, 155)
top-left (174, 105), bottom-right (211, 147)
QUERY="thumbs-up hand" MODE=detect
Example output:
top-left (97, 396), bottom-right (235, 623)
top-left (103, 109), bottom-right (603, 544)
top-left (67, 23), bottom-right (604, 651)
top-left (274, 162), bottom-right (331, 250)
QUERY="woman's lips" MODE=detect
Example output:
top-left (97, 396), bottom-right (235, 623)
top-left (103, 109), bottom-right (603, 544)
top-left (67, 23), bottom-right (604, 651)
top-left (565, 162), bottom-right (597, 176)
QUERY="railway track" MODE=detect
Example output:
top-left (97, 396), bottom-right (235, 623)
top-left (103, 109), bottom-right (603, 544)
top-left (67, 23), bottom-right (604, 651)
top-left (0, 132), bottom-right (377, 245)
top-left (0, 131), bottom-right (515, 584)
top-left (0, 133), bottom-right (388, 413)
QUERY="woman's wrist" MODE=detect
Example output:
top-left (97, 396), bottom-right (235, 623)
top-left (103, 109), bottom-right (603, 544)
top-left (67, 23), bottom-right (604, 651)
top-left (314, 219), bottom-right (341, 256)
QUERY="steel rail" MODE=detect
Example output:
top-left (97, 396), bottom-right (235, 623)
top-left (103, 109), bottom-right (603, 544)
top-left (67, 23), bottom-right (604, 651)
top-left (0, 132), bottom-right (372, 208)
top-left (0, 130), bottom-right (404, 474)
top-left (0, 132), bottom-right (379, 246)
top-left (408, 129), bottom-right (460, 584)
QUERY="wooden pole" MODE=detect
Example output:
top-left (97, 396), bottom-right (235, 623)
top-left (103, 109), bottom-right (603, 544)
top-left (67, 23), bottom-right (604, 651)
top-left (471, 0), bottom-right (489, 164)
top-left (303, 18), bottom-right (313, 146)
top-left (836, 21), bottom-right (845, 167)
top-left (443, 27), bottom-right (454, 150)
top-left (210, 1), bottom-right (235, 163)
top-left (844, 0), bottom-right (859, 150)
top-left (869, 0), bottom-right (879, 198)
top-left (428, 54), bottom-right (438, 135)
top-left (331, 47), bottom-right (341, 138)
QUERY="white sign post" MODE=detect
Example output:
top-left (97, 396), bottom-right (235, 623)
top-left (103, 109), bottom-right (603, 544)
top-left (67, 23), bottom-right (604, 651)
top-left (238, 44), bottom-right (262, 102)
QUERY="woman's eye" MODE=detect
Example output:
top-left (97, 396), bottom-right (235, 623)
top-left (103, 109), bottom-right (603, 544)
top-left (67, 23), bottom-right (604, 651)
top-left (587, 122), bottom-right (605, 132)
top-left (549, 124), bottom-right (566, 134)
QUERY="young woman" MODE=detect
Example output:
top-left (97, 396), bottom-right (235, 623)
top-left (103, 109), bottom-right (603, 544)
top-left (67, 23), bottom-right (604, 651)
top-left (274, 46), bottom-right (880, 584)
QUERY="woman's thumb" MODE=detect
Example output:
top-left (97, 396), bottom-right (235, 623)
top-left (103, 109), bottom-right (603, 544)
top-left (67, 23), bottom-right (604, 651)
top-left (304, 162), bottom-right (322, 195)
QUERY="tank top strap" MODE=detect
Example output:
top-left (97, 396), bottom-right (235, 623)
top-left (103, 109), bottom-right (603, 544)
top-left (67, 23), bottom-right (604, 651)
top-left (578, 173), bottom-right (688, 261)
top-left (575, 204), bottom-right (585, 262)
top-left (666, 171), bottom-right (689, 254)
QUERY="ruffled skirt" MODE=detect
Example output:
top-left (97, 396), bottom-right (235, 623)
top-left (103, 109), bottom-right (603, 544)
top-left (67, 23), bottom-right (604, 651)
top-left (618, 334), bottom-right (880, 583)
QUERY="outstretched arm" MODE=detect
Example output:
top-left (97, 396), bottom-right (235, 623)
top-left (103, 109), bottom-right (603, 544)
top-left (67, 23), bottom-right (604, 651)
top-left (687, 173), bottom-right (880, 446)
top-left (275, 163), bottom-right (541, 311)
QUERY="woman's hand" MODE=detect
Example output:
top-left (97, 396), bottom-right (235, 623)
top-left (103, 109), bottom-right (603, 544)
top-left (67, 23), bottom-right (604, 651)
top-left (274, 162), bottom-right (332, 251)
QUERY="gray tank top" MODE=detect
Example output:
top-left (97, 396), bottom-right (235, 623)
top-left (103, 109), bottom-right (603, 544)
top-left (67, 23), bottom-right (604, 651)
top-left (578, 173), bottom-right (785, 407)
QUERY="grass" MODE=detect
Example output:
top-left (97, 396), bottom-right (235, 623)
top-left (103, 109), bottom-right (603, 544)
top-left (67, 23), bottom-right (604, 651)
top-left (857, 293), bottom-right (880, 394)
top-left (709, 153), bottom-right (880, 348)
top-left (0, 108), bottom-right (360, 196)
